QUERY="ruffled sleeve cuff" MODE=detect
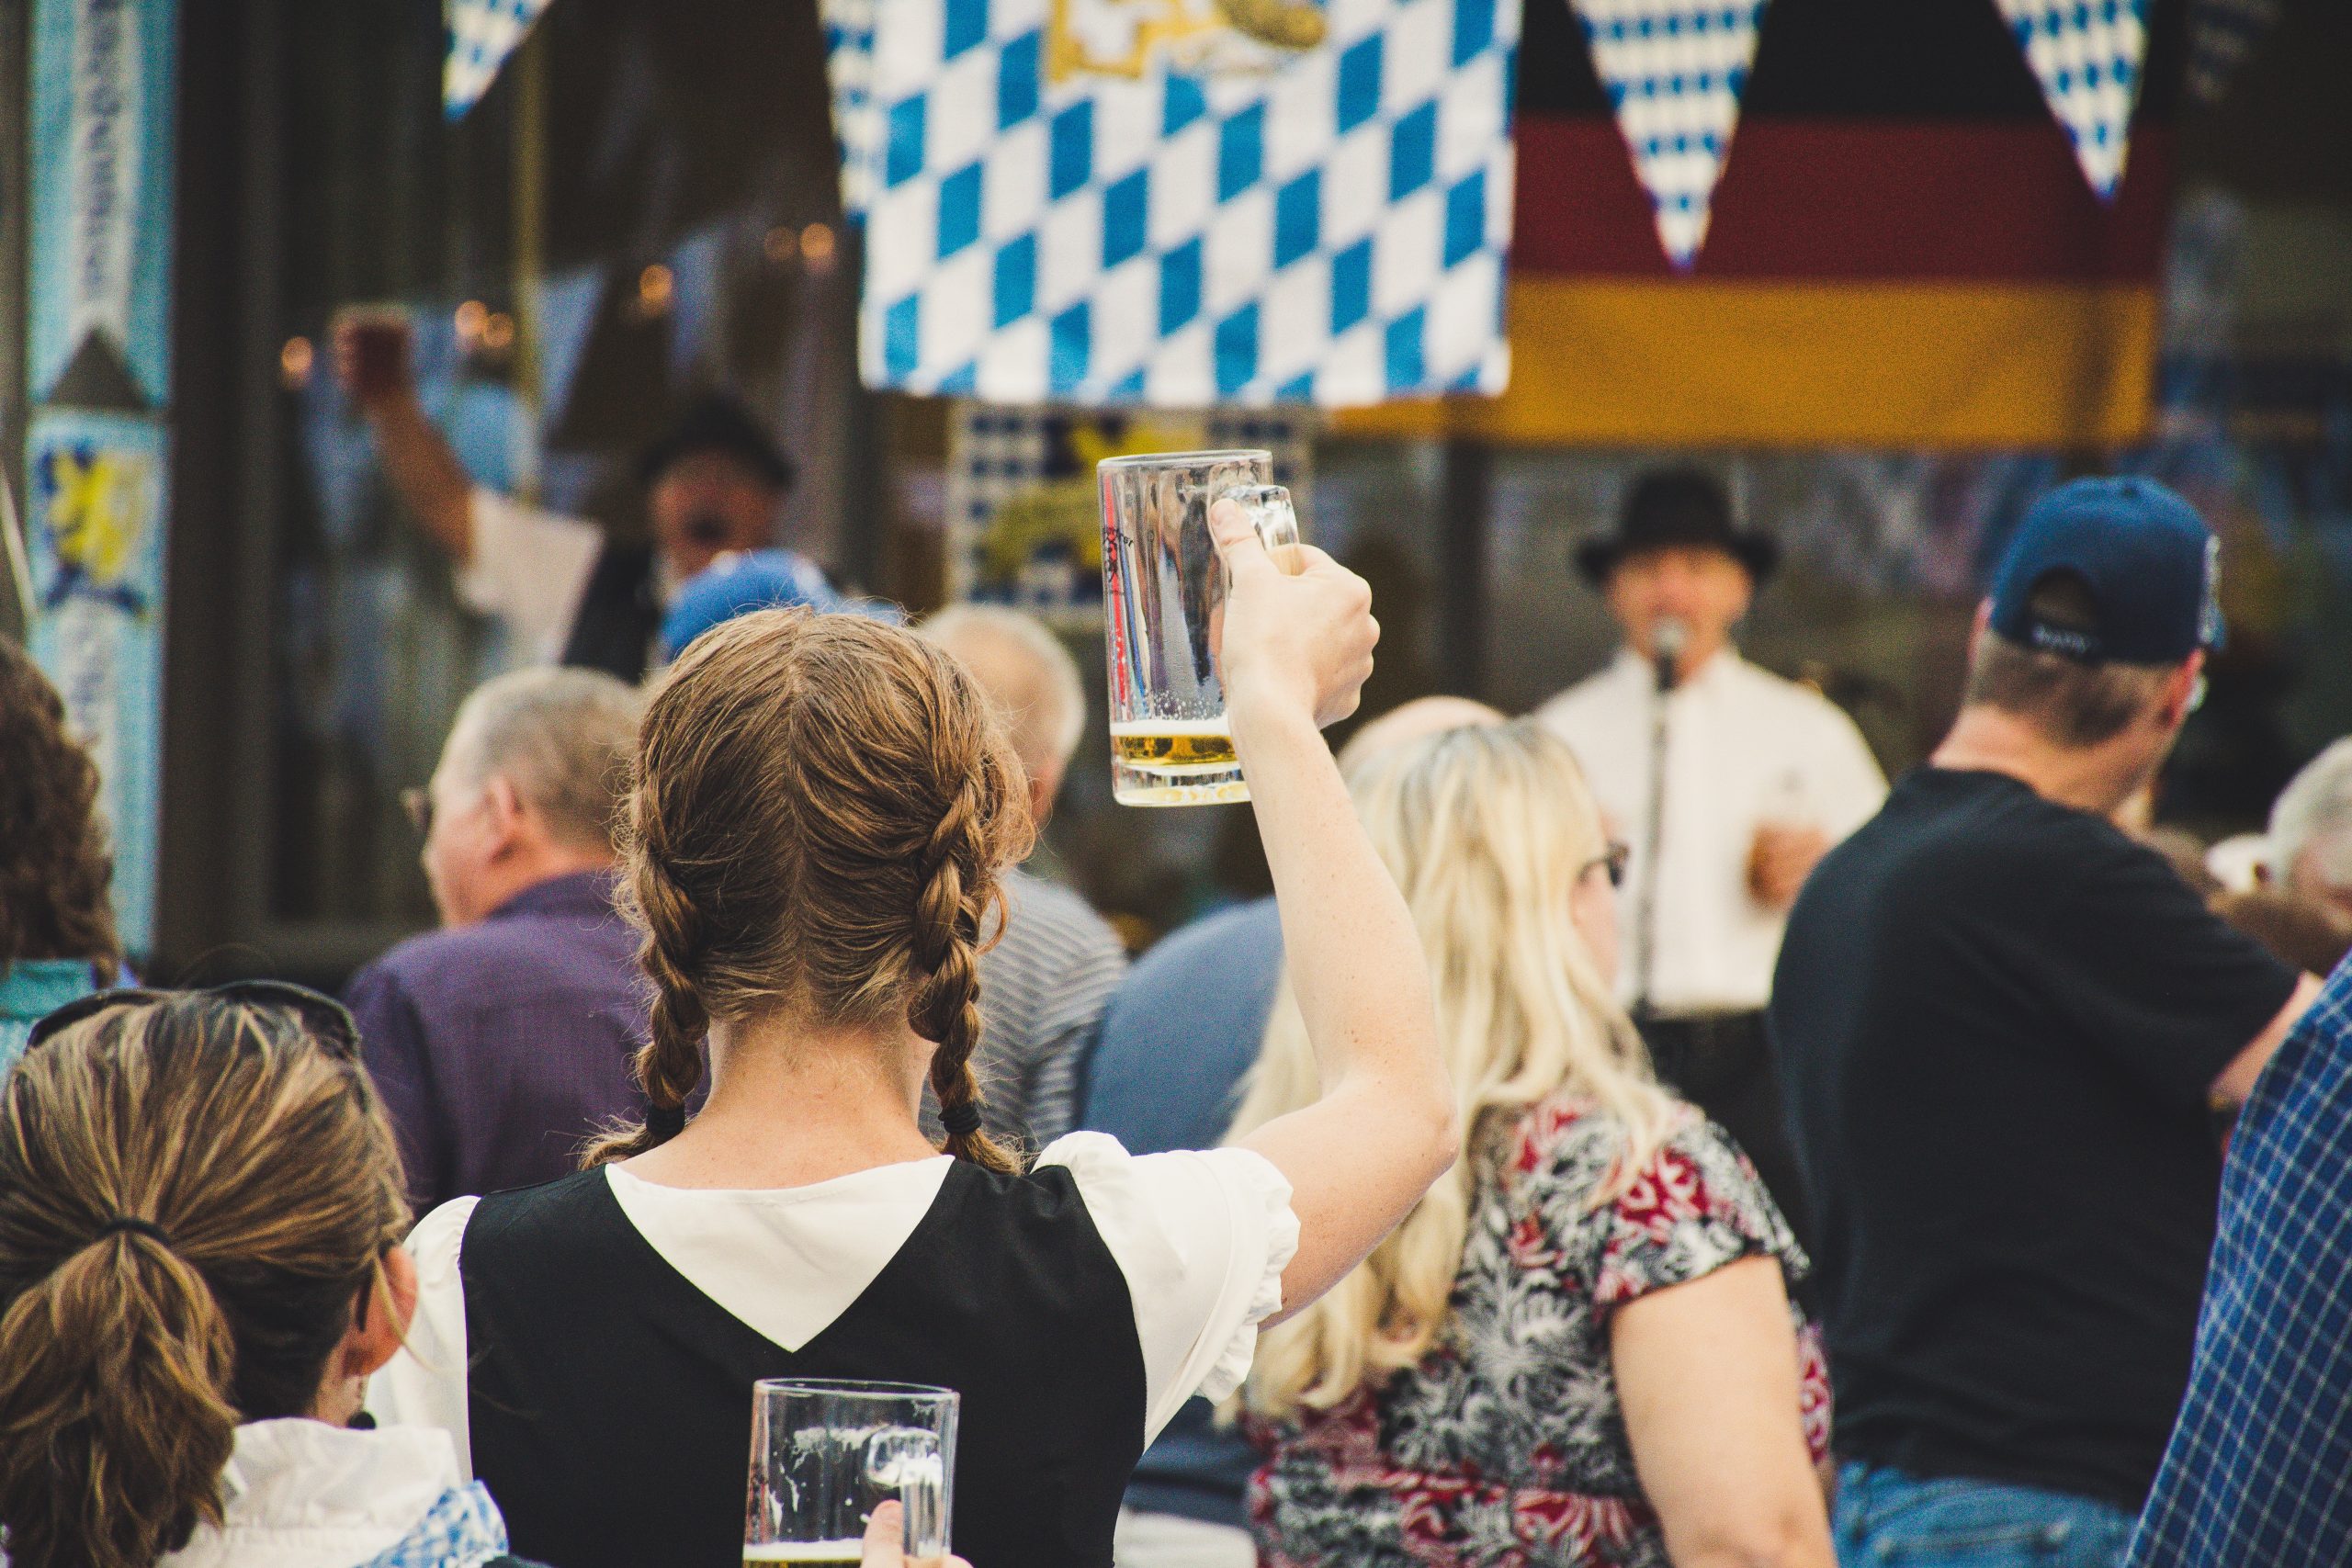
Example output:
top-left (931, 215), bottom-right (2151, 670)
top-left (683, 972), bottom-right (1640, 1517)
top-left (1038, 1133), bottom-right (1300, 1442)
top-left (1193, 1145), bottom-right (1299, 1408)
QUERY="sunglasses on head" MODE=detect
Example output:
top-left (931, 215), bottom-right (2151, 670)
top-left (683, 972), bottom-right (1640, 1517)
top-left (28, 980), bottom-right (362, 1058)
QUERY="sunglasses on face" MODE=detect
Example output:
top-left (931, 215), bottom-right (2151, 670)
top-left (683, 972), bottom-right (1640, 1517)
top-left (1583, 840), bottom-right (1632, 890)
top-left (28, 980), bottom-right (362, 1058)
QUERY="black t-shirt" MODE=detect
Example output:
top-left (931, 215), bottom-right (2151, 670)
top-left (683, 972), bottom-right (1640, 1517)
top-left (1769, 767), bottom-right (2298, 1510)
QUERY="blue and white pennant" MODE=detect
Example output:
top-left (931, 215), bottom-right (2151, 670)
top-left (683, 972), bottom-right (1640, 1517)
top-left (1994, 0), bottom-right (2150, 199)
top-left (847, 0), bottom-right (1519, 409)
top-left (821, 0), bottom-right (880, 219)
top-left (445, 0), bottom-right (554, 118)
top-left (1569, 0), bottom-right (1770, 270)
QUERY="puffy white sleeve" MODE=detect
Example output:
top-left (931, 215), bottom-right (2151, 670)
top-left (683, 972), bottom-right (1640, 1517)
top-left (1035, 1132), bottom-right (1299, 1445)
top-left (366, 1195), bottom-right (480, 1477)
top-left (454, 489), bottom-right (605, 667)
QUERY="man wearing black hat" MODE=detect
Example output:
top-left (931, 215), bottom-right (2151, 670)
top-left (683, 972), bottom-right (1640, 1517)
top-left (336, 315), bottom-right (807, 682)
top-left (1770, 478), bottom-right (2322, 1565)
top-left (1537, 467), bottom-right (1884, 1248)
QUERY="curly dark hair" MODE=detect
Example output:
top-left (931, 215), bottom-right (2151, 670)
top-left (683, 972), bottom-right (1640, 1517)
top-left (0, 637), bottom-right (120, 980)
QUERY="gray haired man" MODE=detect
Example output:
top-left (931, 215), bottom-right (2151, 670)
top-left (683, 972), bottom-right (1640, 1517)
top-left (917, 605), bottom-right (1128, 1153)
top-left (347, 668), bottom-right (650, 1211)
top-left (2269, 738), bottom-right (2352, 921)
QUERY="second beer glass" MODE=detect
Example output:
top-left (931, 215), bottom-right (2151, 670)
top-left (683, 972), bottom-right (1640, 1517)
top-left (743, 1379), bottom-right (956, 1567)
top-left (1100, 449), bottom-right (1299, 806)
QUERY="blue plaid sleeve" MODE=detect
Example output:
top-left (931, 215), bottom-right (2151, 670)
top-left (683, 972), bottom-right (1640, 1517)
top-left (2127, 958), bottom-right (2352, 1566)
top-left (357, 1480), bottom-right (512, 1568)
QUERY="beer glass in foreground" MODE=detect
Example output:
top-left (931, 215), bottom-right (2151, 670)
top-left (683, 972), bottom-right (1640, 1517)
top-left (745, 1379), bottom-right (957, 1567)
top-left (1101, 450), bottom-right (1300, 806)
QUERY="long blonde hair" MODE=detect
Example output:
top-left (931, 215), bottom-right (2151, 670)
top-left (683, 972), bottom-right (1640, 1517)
top-left (1230, 719), bottom-right (1674, 1418)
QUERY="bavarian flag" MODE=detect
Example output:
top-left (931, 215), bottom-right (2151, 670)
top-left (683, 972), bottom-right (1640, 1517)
top-left (1344, 0), bottom-right (2181, 448)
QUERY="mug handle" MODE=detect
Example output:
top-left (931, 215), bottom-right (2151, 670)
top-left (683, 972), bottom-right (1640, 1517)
top-left (1216, 483), bottom-right (1303, 577)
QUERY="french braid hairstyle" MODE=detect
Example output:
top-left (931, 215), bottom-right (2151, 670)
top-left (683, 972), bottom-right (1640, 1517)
top-left (0, 995), bottom-right (411, 1568)
top-left (583, 609), bottom-right (1035, 1171)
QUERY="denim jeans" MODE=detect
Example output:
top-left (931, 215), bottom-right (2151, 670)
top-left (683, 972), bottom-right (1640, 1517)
top-left (1835, 1462), bottom-right (2137, 1568)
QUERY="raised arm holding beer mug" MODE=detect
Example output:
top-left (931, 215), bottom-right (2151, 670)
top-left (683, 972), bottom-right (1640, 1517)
top-left (334, 307), bottom-right (819, 680)
top-left (369, 456), bottom-right (1452, 1568)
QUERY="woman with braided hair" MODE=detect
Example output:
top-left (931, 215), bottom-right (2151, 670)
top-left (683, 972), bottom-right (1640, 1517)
top-left (371, 504), bottom-right (1456, 1568)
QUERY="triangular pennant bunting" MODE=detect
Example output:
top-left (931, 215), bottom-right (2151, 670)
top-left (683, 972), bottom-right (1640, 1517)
top-left (1993, 0), bottom-right (2150, 199)
top-left (820, 0), bottom-right (878, 220)
top-left (1568, 0), bottom-right (1770, 269)
top-left (445, 0), bottom-right (556, 118)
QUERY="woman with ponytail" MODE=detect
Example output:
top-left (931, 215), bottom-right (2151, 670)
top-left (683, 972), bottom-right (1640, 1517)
top-left (1236, 724), bottom-right (1834, 1568)
top-left (0, 987), bottom-right (525, 1568)
top-left (372, 504), bottom-right (1457, 1568)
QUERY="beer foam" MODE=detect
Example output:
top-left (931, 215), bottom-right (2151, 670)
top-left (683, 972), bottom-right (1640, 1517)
top-left (1108, 717), bottom-right (1232, 736)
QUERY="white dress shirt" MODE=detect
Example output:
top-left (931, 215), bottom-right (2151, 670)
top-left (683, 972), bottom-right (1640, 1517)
top-left (1538, 648), bottom-right (1887, 1014)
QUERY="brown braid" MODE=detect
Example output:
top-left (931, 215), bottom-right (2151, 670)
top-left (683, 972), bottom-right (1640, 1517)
top-left (908, 779), bottom-right (1020, 1172)
top-left (583, 609), bottom-right (1033, 1169)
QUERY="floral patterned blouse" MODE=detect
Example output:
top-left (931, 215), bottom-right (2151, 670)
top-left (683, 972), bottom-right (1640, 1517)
top-left (1250, 1094), bottom-right (1830, 1568)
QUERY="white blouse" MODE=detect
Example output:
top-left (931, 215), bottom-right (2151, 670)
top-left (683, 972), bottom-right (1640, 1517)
top-left (368, 1133), bottom-right (1298, 1477)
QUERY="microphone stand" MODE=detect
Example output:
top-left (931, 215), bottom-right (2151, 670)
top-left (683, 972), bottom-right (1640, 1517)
top-left (1632, 625), bottom-right (1684, 1018)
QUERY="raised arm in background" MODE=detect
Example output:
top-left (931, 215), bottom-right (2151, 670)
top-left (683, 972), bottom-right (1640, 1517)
top-left (1207, 501), bottom-right (1457, 1323)
top-left (333, 313), bottom-right (478, 564)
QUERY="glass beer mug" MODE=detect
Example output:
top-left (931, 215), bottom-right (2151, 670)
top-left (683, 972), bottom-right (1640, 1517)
top-left (744, 1379), bottom-right (956, 1567)
top-left (1100, 450), bottom-right (1300, 806)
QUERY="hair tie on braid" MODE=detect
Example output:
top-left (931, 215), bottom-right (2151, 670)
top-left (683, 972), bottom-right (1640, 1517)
top-left (939, 1101), bottom-right (983, 1138)
top-left (95, 1215), bottom-right (173, 1249)
top-left (646, 1103), bottom-right (687, 1141)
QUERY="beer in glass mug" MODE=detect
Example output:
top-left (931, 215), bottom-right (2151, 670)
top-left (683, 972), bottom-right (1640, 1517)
top-left (1100, 449), bottom-right (1299, 806)
top-left (744, 1379), bottom-right (956, 1568)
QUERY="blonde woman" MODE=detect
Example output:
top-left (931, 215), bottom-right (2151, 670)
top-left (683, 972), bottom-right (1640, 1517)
top-left (1236, 721), bottom-right (1834, 1568)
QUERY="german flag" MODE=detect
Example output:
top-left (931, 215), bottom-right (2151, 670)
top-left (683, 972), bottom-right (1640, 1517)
top-left (1340, 0), bottom-right (2182, 448)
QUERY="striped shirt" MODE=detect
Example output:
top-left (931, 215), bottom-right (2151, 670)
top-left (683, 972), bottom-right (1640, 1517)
top-left (2126, 954), bottom-right (2352, 1565)
top-left (962, 864), bottom-right (1129, 1154)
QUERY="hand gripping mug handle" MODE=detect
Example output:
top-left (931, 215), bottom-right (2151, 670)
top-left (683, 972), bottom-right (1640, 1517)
top-left (1216, 483), bottom-right (1303, 582)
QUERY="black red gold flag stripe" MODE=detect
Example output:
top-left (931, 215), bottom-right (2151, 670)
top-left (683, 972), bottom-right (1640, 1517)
top-left (1339, 0), bottom-right (2183, 447)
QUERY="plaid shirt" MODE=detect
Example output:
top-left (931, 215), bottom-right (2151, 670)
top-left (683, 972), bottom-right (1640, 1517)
top-left (357, 1482), bottom-right (511, 1568)
top-left (2127, 957), bottom-right (2352, 1565)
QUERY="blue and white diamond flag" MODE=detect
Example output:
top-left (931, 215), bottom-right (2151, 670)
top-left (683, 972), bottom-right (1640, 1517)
top-left (821, 0), bottom-right (879, 219)
top-left (445, 0), bottom-right (554, 118)
top-left (1994, 0), bottom-right (2149, 199)
top-left (842, 0), bottom-right (1519, 409)
top-left (1569, 0), bottom-right (1769, 269)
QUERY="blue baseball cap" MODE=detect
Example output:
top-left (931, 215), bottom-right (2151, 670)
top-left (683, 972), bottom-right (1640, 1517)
top-left (1987, 478), bottom-right (2224, 665)
top-left (661, 549), bottom-right (901, 661)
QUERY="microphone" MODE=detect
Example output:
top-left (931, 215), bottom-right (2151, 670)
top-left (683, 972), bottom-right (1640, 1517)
top-left (1651, 615), bottom-right (1689, 694)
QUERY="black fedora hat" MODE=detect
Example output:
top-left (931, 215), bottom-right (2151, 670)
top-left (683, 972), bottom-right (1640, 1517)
top-left (1574, 467), bottom-right (1780, 587)
top-left (636, 393), bottom-right (797, 492)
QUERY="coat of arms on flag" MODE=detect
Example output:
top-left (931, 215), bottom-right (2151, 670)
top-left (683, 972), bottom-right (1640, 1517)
top-left (837, 0), bottom-right (1519, 408)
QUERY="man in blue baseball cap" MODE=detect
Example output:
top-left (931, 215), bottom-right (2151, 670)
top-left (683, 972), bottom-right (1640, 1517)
top-left (1769, 477), bottom-right (2324, 1568)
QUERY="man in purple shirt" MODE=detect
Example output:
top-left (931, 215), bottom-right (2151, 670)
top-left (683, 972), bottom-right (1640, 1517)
top-left (347, 667), bottom-right (649, 1213)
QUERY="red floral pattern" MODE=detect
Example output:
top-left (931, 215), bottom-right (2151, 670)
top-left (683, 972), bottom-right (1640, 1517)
top-left (1251, 1096), bottom-right (1828, 1568)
